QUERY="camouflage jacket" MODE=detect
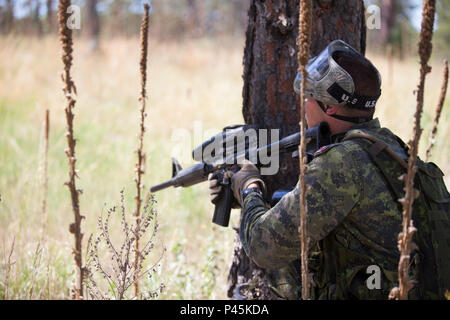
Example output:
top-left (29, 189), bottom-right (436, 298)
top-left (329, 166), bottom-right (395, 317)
top-left (240, 118), bottom-right (410, 300)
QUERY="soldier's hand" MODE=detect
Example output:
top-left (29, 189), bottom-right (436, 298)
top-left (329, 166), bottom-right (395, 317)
top-left (209, 171), bottom-right (242, 209)
top-left (231, 160), bottom-right (266, 205)
top-left (208, 173), bottom-right (222, 204)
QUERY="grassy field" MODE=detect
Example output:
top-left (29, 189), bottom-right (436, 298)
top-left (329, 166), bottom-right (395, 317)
top-left (0, 35), bottom-right (448, 299)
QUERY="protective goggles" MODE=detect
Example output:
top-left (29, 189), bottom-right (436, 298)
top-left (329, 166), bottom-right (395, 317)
top-left (293, 40), bottom-right (381, 110)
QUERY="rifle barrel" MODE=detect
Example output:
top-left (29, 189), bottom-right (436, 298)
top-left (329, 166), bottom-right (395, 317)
top-left (150, 179), bottom-right (174, 193)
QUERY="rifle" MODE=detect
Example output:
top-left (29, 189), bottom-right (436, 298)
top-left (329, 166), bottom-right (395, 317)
top-left (150, 122), bottom-right (331, 227)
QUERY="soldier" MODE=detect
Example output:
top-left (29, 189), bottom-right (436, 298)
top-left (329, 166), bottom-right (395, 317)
top-left (209, 40), bottom-right (450, 299)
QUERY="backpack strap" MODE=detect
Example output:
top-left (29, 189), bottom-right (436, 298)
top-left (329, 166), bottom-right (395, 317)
top-left (343, 131), bottom-right (407, 201)
top-left (343, 132), bottom-right (408, 169)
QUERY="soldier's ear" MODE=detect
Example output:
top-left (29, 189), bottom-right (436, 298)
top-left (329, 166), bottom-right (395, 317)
top-left (325, 105), bottom-right (339, 115)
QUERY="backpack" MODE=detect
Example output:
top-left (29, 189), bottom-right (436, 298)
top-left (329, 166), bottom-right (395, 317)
top-left (344, 131), bottom-right (450, 299)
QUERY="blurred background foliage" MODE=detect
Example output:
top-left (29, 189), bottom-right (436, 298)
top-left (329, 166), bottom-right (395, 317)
top-left (0, 0), bottom-right (250, 39)
top-left (0, 0), bottom-right (449, 57)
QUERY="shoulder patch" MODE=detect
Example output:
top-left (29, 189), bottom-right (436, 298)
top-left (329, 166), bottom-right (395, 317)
top-left (313, 143), bottom-right (340, 157)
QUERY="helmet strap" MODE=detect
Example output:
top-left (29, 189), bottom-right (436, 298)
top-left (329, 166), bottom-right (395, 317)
top-left (316, 101), bottom-right (372, 124)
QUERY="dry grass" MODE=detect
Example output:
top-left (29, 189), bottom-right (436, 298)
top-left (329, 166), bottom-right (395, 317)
top-left (58, 0), bottom-right (84, 299)
top-left (0, 35), bottom-right (448, 299)
top-left (297, 0), bottom-right (313, 301)
top-left (132, 3), bottom-right (151, 298)
top-left (84, 190), bottom-right (164, 300)
top-left (426, 60), bottom-right (449, 161)
top-left (389, 0), bottom-right (436, 300)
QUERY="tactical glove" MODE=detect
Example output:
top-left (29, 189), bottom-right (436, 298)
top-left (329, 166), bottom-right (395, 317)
top-left (208, 171), bottom-right (240, 208)
top-left (208, 173), bottom-right (222, 204)
top-left (231, 160), bottom-right (266, 205)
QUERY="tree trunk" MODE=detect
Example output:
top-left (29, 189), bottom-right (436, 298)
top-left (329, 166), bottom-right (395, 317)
top-left (86, 0), bottom-right (100, 50)
top-left (0, 0), bottom-right (14, 34)
top-left (46, 0), bottom-right (53, 33)
top-left (186, 0), bottom-right (202, 37)
top-left (380, 0), bottom-right (396, 45)
top-left (232, 0), bottom-right (251, 35)
top-left (109, 0), bottom-right (122, 36)
top-left (228, 0), bottom-right (366, 300)
top-left (33, 0), bottom-right (43, 36)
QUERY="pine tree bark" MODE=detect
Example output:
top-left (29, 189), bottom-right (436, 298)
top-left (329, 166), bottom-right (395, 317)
top-left (228, 0), bottom-right (367, 299)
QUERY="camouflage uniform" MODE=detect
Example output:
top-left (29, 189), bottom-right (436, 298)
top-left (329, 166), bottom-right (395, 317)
top-left (240, 118), bottom-right (411, 299)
